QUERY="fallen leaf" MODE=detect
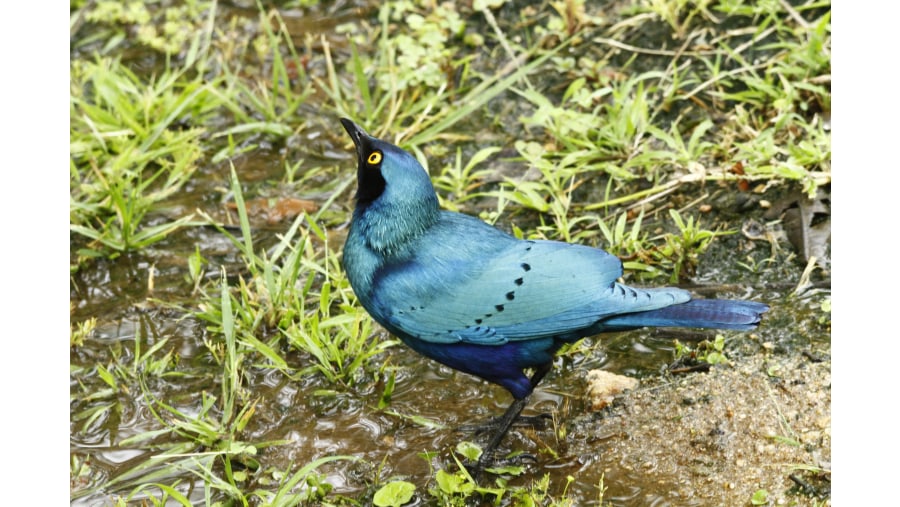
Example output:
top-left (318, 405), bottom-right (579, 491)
top-left (227, 197), bottom-right (318, 225)
top-left (765, 187), bottom-right (830, 269)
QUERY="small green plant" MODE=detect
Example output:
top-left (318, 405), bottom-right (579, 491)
top-left (185, 245), bottom-right (208, 296)
top-left (673, 333), bottom-right (729, 367)
top-left (536, 0), bottom-right (605, 39)
top-left (433, 146), bottom-right (502, 210)
top-left (750, 488), bottom-right (769, 505)
top-left (596, 210), bottom-right (663, 279)
top-left (494, 139), bottom-right (600, 243)
top-left (656, 209), bottom-right (728, 282)
top-left (643, 119), bottom-right (716, 173)
top-left (596, 209), bottom-right (728, 282)
top-left (428, 461), bottom-right (503, 506)
top-left (70, 315), bottom-right (97, 348)
top-left (642, 0), bottom-right (717, 39)
top-left (596, 473), bottom-right (609, 505)
top-left (818, 297), bottom-right (831, 325)
top-left (373, 480), bottom-right (416, 507)
top-left (375, 0), bottom-right (467, 92)
top-left (509, 474), bottom-right (576, 506)
top-left (417, 442), bottom-right (579, 506)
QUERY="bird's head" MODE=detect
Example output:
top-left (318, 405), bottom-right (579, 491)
top-left (340, 118), bottom-right (440, 251)
top-left (340, 118), bottom-right (439, 212)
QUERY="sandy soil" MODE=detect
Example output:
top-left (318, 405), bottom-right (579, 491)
top-left (582, 348), bottom-right (831, 505)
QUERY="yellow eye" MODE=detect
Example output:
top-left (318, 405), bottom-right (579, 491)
top-left (367, 152), bottom-right (382, 165)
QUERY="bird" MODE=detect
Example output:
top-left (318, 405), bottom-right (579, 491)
top-left (338, 118), bottom-right (769, 473)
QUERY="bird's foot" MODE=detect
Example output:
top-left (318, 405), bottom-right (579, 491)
top-left (465, 451), bottom-right (539, 481)
top-left (458, 413), bottom-right (551, 435)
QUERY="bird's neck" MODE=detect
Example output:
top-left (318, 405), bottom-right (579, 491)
top-left (352, 196), bottom-right (440, 256)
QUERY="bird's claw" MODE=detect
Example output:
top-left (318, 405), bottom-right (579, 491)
top-left (458, 413), bottom-right (552, 435)
top-left (465, 451), bottom-right (539, 482)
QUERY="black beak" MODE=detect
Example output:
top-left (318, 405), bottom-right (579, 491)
top-left (340, 118), bottom-right (385, 204)
top-left (340, 118), bottom-right (369, 156)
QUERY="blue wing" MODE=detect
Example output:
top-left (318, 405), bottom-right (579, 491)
top-left (368, 214), bottom-right (690, 345)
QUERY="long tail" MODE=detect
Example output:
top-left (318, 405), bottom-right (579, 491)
top-left (601, 299), bottom-right (769, 331)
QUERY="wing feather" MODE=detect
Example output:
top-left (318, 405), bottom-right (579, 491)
top-left (371, 236), bottom-right (690, 345)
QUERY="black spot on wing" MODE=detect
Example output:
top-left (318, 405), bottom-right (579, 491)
top-left (495, 304), bottom-right (505, 312)
top-left (521, 263), bottom-right (531, 271)
top-left (505, 291), bottom-right (515, 301)
top-left (514, 277), bottom-right (524, 286)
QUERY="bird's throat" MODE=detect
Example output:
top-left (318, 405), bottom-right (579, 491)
top-left (355, 164), bottom-right (387, 206)
top-left (353, 199), bottom-right (439, 256)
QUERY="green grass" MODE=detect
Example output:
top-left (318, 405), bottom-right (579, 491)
top-left (191, 166), bottom-right (390, 386)
top-left (209, 4), bottom-right (313, 157)
top-left (69, 55), bottom-right (214, 257)
top-left (70, 0), bottom-right (830, 504)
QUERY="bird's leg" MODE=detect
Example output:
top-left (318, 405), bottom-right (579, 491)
top-left (458, 413), bottom-right (551, 434)
top-left (471, 363), bottom-right (552, 478)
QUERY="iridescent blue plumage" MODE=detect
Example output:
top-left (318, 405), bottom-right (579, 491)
top-left (339, 118), bottom-right (768, 470)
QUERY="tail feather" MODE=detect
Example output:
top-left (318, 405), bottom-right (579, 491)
top-left (601, 299), bottom-right (769, 331)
